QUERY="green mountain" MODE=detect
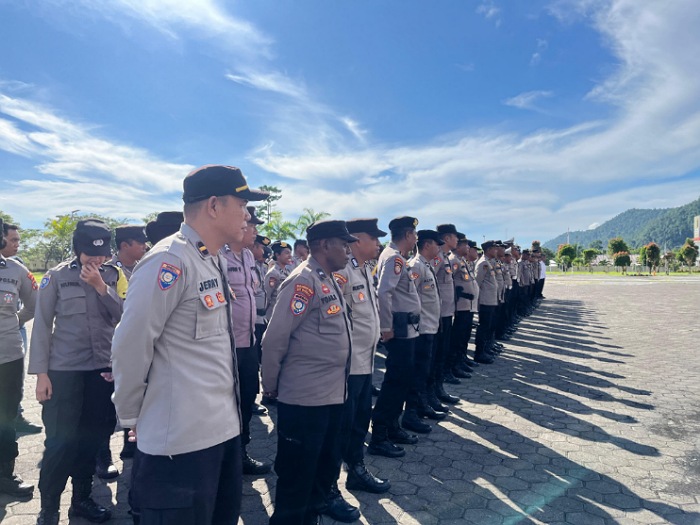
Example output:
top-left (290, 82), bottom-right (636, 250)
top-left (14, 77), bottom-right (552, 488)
top-left (543, 196), bottom-right (700, 251)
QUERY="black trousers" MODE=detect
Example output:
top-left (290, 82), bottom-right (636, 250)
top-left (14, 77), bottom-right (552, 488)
top-left (341, 374), bottom-right (373, 467)
top-left (133, 436), bottom-right (242, 525)
top-left (475, 305), bottom-right (497, 355)
top-left (407, 334), bottom-right (435, 410)
top-left (450, 311), bottom-right (474, 362)
top-left (495, 302), bottom-right (507, 338)
top-left (371, 337), bottom-right (416, 432)
top-left (236, 346), bottom-right (259, 447)
top-left (271, 403), bottom-right (344, 525)
top-left (38, 369), bottom-right (116, 499)
top-left (537, 278), bottom-right (545, 297)
top-left (0, 358), bottom-right (23, 462)
top-left (518, 285), bottom-right (531, 314)
top-left (509, 282), bottom-right (519, 323)
top-left (255, 323), bottom-right (266, 364)
top-left (432, 316), bottom-right (453, 378)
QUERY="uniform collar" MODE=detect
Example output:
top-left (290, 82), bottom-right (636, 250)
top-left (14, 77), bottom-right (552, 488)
top-left (0, 254), bottom-right (6, 268)
top-left (180, 223), bottom-right (213, 260)
top-left (307, 256), bottom-right (330, 281)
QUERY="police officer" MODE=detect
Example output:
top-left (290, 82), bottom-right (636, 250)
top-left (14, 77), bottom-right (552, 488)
top-left (291, 239), bottom-right (309, 268)
top-left (145, 211), bottom-right (184, 245)
top-left (450, 237), bottom-right (479, 376)
top-left (262, 220), bottom-right (357, 525)
top-left (474, 240), bottom-right (499, 364)
top-left (30, 219), bottom-right (127, 525)
top-left (264, 241), bottom-right (293, 318)
top-left (112, 165), bottom-right (268, 525)
top-left (0, 217), bottom-right (37, 499)
top-left (251, 234), bottom-right (271, 363)
top-left (368, 216), bottom-right (421, 458)
top-left (221, 206), bottom-right (272, 476)
top-left (406, 230), bottom-right (443, 429)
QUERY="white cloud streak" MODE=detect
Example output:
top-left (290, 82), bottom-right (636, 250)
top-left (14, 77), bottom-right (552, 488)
top-left (502, 90), bottom-right (554, 110)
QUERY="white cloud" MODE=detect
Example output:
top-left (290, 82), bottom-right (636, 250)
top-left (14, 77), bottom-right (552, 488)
top-left (530, 38), bottom-right (549, 65)
top-left (502, 90), bottom-right (554, 110)
top-left (476, 1), bottom-right (502, 26)
top-left (225, 71), bottom-right (307, 100)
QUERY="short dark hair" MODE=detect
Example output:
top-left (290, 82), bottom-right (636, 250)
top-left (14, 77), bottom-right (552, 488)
top-left (417, 238), bottom-right (435, 251)
top-left (391, 227), bottom-right (414, 242)
top-left (2, 223), bottom-right (18, 236)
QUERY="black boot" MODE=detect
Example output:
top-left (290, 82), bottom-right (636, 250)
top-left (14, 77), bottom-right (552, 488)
top-left (36, 496), bottom-right (60, 525)
top-left (416, 394), bottom-right (448, 420)
top-left (120, 429), bottom-right (136, 459)
top-left (452, 366), bottom-right (471, 379)
top-left (319, 482), bottom-right (360, 523)
top-left (68, 478), bottom-right (112, 523)
top-left (95, 440), bottom-right (119, 480)
top-left (401, 409), bottom-right (432, 434)
top-left (474, 351), bottom-right (495, 364)
top-left (242, 447), bottom-right (272, 475)
top-left (345, 462), bottom-right (390, 493)
top-left (0, 459), bottom-right (34, 498)
top-left (368, 425), bottom-right (405, 458)
top-left (387, 423), bottom-right (419, 445)
top-left (442, 370), bottom-right (461, 384)
top-left (435, 382), bottom-right (459, 405)
top-left (426, 390), bottom-right (450, 414)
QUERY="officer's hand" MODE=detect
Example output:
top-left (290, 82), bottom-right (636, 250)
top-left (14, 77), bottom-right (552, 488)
top-left (100, 372), bottom-right (114, 382)
top-left (381, 330), bottom-right (394, 343)
top-left (128, 427), bottom-right (137, 442)
top-left (80, 263), bottom-right (108, 295)
top-left (36, 373), bottom-right (52, 403)
top-left (263, 391), bottom-right (278, 400)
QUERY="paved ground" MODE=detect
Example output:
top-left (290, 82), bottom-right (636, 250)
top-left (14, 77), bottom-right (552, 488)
top-left (2, 275), bottom-right (700, 524)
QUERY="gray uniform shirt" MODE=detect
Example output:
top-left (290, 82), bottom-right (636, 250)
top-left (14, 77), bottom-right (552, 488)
top-left (433, 249), bottom-right (455, 317)
top-left (494, 260), bottom-right (505, 303)
top-left (28, 259), bottom-right (124, 374)
top-left (261, 257), bottom-right (352, 406)
top-left (377, 243), bottom-right (421, 339)
top-left (264, 264), bottom-right (289, 318)
top-left (518, 259), bottom-right (531, 286)
top-left (254, 260), bottom-right (267, 325)
top-left (222, 247), bottom-right (256, 348)
top-left (111, 224), bottom-right (241, 456)
top-left (451, 254), bottom-right (479, 313)
top-left (476, 256), bottom-right (498, 306)
top-left (408, 254), bottom-right (440, 335)
top-left (110, 254), bottom-right (136, 281)
top-left (0, 257), bottom-right (37, 365)
top-left (335, 258), bottom-right (380, 375)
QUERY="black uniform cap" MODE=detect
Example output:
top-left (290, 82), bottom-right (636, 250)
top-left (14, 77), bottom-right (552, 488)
top-left (115, 225), bottom-right (148, 246)
top-left (436, 224), bottom-right (464, 237)
top-left (294, 239), bottom-right (309, 249)
top-left (255, 235), bottom-right (271, 246)
top-left (145, 211), bottom-right (183, 245)
top-left (73, 219), bottom-right (112, 257)
top-left (271, 241), bottom-right (292, 254)
top-left (417, 230), bottom-right (445, 245)
top-left (183, 165), bottom-right (269, 204)
top-left (481, 240), bottom-right (498, 251)
top-left (388, 216), bottom-right (418, 232)
top-left (306, 220), bottom-right (358, 243)
top-left (346, 218), bottom-right (387, 238)
top-left (467, 240), bottom-right (477, 248)
top-left (246, 206), bottom-right (265, 225)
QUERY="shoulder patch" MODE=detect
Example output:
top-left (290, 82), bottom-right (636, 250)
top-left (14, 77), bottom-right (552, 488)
top-left (268, 277), bottom-right (278, 288)
top-left (39, 275), bottom-right (51, 289)
top-left (158, 263), bottom-right (182, 290)
top-left (28, 272), bottom-right (38, 291)
top-left (295, 283), bottom-right (314, 300)
top-left (432, 257), bottom-right (441, 267)
top-left (393, 257), bottom-right (404, 275)
top-left (333, 272), bottom-right (348, 285)
top-left (290, 285), bottom-right (311, 315)
top-left (410, 271), bottom-right (420, 281)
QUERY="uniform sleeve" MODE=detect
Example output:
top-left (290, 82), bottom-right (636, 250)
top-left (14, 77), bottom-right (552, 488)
top-left (28, 270), bottom-right (59, 374)
top-left (377, 256), bottom-right (401, 332)
top-left (475, 262), bottom-right (487, 286)
top-left (99, 269), bottom-right (126, 326)
top-left (261, 275), bottom-right (313, 394)
top-left (17, 270), bottom-right (37, 326)
top-left (111, 253), bottom-right (185, 428)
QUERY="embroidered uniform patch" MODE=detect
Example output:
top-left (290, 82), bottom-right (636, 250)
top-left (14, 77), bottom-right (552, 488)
top-left (410, 271), bottom-right (420, 280)
top-left (28, 272), bottom-right (38, 290)
top-left (327, 304), bottom-right (341, 315)
top-left (295, 284), bottom-right (314, 299)
top-left (357, 292), bottom-right (366, 302)
top-left (3, 293), bottom-right (13, 303)
top-left (333, 272), bottom-right (348, 285)
top-left (204, 295), bottom-right (215, 308)
top-left (40, 275), bottom-right (51, 289)
top-left (290, 293), bottom-right (309, 316)
top-left (321, 284), bottom-right (331, 294)
top-left (216, 291), bottom-right (226, 303)
top-left (269, 277), bottom-right (278, 288)
top-left (393, 257), bottom-right (404, 275)
top-left (432, 257), bottom-right (441, 267)
top-left (158, 263), bottom-right (181, 290)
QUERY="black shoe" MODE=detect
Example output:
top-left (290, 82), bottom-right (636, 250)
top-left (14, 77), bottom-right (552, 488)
top-left (427, 392), bottom-right (450, 414)
top-left (95, 444), bottom-right (119, 480)
top-left (443, 371), bottom-right (461, 385)
top-left (388, 427), bottom-right (418, 445)
top-left (452, 367), bottom-right (471, 379)
top-left (242, 452), bottom-right (272, 475)
top-left (371, 385), bottom-right (381, 397)
top-left (69, 498), bottom-right (112, 523)
top-left (367, 440), bottom-right (405, 458)
top-left (417, 404), bottom-right (447, 421)
top-left (253, 403), bottom-right (268, 416)
top-left (0, 460), bottom-right (34, 498)
top-left (474, 353), bottom-right (495, 364)
top-left (401, 410), bottom-right (432, 434)
top-left (36, 509), bottom-right (60, 525)
top-left (346, 462), bottom-right (391, 494)
top-left (15, 415), bottom-right (42, 434)
top-left (319, 483), bottom-right (360, 523)
top-left (466, 357), bottom-right (479, 367)
top-left (261, 395), bottom-right (277, 406)
top-left (435, 384), bottom-right (459, 405)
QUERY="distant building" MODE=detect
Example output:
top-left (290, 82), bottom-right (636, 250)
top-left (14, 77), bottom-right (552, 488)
top-left (694, 215), bottom-right (700, 243)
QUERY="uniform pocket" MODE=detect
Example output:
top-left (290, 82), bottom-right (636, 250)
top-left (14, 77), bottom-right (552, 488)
top-left (194, 294), bottom-right (228, 340)
top-left (57, 286), bottom-right (87, 316)
top-left (318, 305), bottom-right (345, 334)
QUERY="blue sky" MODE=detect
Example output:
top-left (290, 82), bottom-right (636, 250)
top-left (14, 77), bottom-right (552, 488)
top-left (2, 0), bottom-right (700, 245)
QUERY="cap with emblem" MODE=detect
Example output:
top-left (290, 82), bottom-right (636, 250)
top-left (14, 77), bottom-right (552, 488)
top-left (146, 211), bottom-right (183, 245)
top-left (115, 225), bottom-right (148, 246)
top-left (436, 224), bottom-right (464, 237)
top-left (306, 220), bottom-right (359, 243)
top-left (271, 241), bottom-right (292, 254)
top-left (456, 232), bottom-right (468, 244)
top-left (182, 165), bottom-right (269, 204)
top-left (255, 235), bottom-right (271, 246)
top-left (504, 247), bottom-right (513, 255)
top-left (73, 219), bottom-right (112, 257)
top-left (417, 230), bottom-right (445, 245)
top-left (467, 240), bottom-right (477, 248)
top-left (346, 218), bottom-right (387, 238)
top-left (388, 216), bottom-right (419, 233)
top-left (522, 249), bottom-right (531, 254)
top-left (481, 240), bottom-right (498, 251)
top-left (246, 206), bottom-right (265, 225)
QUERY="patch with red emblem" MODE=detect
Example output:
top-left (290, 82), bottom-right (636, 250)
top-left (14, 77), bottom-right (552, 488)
top-left (216, 291), bottom-right (225, 303)
top-left (321, 284), bottom-right (331, 294)
top-left (333, 272), bottom-right (348, 285)
top-left (393, 257), bottom-right (404, 275)
top-left (327, 304), bottom-right (341, 315)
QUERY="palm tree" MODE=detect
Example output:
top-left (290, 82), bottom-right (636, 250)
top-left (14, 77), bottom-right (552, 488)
top-left (261, 211), bottom-right (298, 241)
top-left (295, 208), bottom-right (330, 237)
